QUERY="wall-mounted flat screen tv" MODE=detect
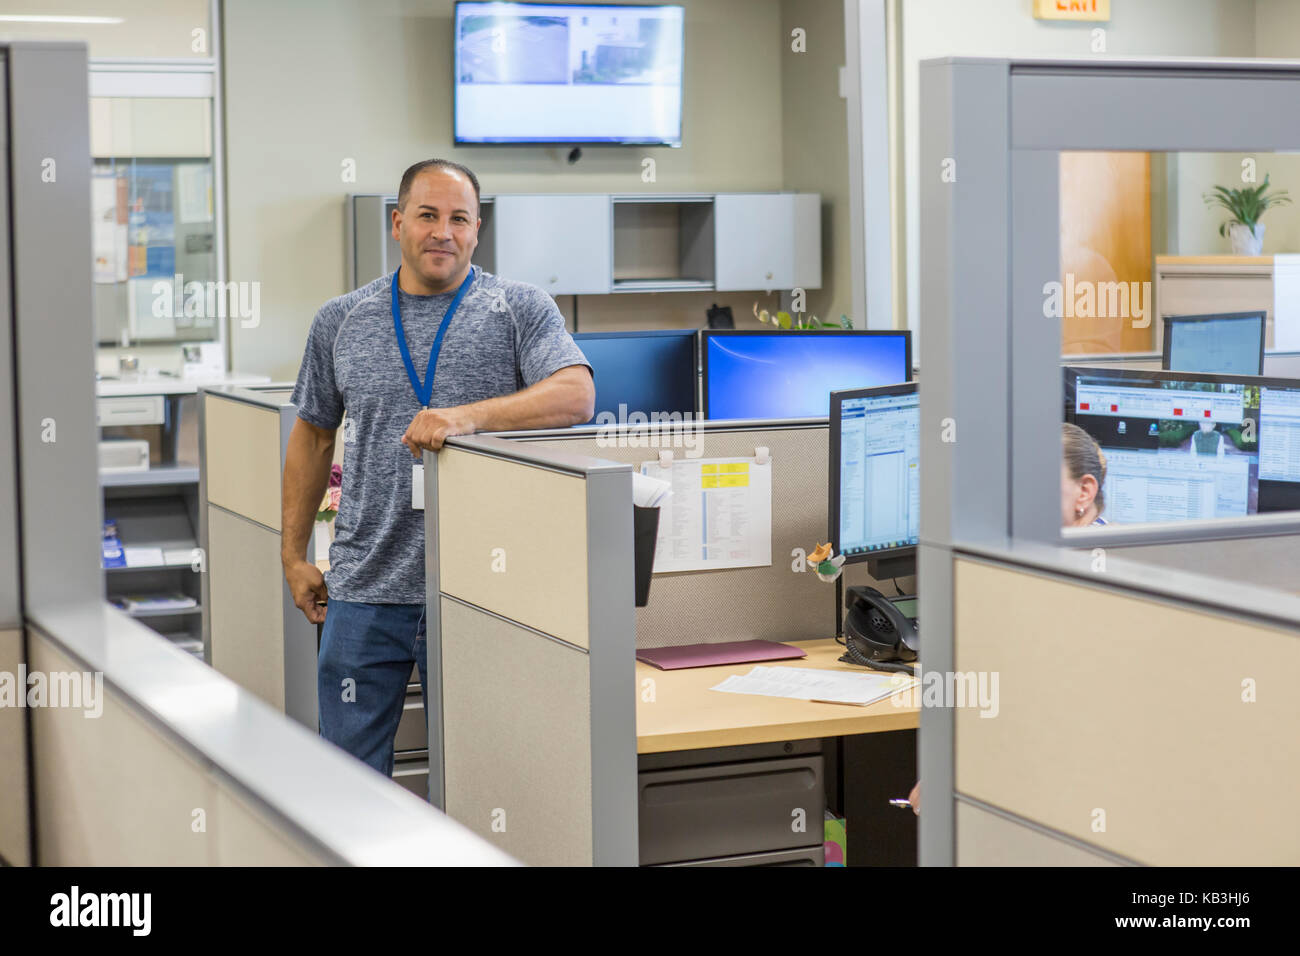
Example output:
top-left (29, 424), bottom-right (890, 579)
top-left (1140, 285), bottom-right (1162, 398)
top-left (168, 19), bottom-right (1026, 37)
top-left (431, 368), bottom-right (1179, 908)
top-left (454, 2), bottom-right (684, 145)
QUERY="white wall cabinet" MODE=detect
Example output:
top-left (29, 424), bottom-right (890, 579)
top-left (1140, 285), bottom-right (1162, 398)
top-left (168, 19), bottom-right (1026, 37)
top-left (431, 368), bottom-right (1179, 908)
top-left (714, 193), bottom-right (821, 292)
top-left (493, 194), bottom-right (612, 295)
top-left (348, 191), bottom-right (820, 296)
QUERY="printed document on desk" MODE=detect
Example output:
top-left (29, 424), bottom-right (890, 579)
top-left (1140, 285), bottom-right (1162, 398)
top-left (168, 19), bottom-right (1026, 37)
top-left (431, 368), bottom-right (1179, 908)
top-left (639, 455), bottom-right (772, 573)
top-left (711, 665), bottom-right (918, 707)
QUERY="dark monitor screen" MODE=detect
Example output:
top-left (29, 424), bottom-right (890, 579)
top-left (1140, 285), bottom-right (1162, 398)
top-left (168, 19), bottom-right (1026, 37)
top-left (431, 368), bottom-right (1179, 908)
top-left (1162, 311), bottom-right (1265, 376)
top-left (702, 331), bottom-right (911, 421)
top-left (829, 383), bottom-right (919, 565)
top-left (1064, 366), bottom-right (1300, 522)
top-left (572, 330), bottom-right (697, 425)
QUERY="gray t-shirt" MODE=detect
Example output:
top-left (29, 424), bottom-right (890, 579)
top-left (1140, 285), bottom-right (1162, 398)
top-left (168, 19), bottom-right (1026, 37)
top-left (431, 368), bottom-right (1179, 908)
top-left (291, 265), bottom-right (591, 603)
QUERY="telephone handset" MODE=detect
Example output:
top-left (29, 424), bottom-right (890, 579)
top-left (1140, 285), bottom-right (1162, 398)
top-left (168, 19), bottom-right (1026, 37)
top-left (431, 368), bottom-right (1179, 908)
top-left (839, 586), bottom-right (919, 674)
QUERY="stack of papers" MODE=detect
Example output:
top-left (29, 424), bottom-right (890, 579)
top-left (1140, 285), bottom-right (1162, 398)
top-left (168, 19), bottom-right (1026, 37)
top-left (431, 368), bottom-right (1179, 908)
top-left (117, 593), bottom-right (198, 612)
top-left (711, 665), bottom-right (918, 707)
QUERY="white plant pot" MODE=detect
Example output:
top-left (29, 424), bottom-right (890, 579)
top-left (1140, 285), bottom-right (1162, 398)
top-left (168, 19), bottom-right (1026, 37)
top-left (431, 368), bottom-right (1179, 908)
top-left (1229, 222), bottom-right (1265, 256)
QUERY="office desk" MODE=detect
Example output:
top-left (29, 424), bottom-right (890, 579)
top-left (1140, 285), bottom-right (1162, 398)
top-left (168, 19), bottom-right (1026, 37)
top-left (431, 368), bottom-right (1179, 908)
top-left (634, 637), bottom-right (919, 866)
top-left (636, 638), bottom-right (919, 754)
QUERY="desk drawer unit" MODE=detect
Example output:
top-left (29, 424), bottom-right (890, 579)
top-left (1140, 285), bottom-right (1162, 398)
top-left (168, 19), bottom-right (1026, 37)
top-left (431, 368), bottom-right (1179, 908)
top-left (97, 395), bottom-right (165, 427)
top-left (393, 685), bottom-right (427, 754)
top-left (638, 755), bottom-right (825, 866)
top-left (659, 846), bottom-right (824, 867)
top-left (392, 755), bottom-right (428, 799)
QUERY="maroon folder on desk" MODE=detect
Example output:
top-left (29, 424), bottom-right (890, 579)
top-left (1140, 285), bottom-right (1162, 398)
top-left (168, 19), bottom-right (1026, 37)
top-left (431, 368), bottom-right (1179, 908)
top-left (636, 640), bottom-right (807, 671)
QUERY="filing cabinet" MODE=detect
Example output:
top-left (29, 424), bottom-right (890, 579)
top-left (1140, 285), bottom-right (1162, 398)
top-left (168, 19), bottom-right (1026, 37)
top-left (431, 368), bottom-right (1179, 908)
top-left (393, 667), bottom-right (428, 799)
top-left (638, 742), bottom-right (826, 866)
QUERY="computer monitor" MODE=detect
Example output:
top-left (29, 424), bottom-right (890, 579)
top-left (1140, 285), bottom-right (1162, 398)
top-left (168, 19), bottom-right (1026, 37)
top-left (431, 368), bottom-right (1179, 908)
top-left (1064, 366), bottom-right (1300, 522)
top-left (701, 330), bottom-right (912, 421)
top-left (829, 383), bottom-right (919, 577)
top-left (1162, 311), bottom-right (1266, 376)
top-left (571, 330), bottom-right (697, 426)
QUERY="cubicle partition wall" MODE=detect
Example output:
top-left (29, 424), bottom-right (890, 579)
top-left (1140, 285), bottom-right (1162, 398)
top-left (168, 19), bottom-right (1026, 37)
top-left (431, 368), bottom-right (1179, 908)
top-left (25, 605), bottom-right (516, 866)
top-left (428, 422), bottom-right (920, 867)
top-left (424, 436), bottom-right (638, 866)
top-left (514, 419), bottom-right (911, 647)
top-left (201, 385), bottom-right (433, 795)
top-left (921, 56), bottom-right (1300, 867)
top-left (200, 386), bottom-right (319, 725)
top-left (2, 40), bottom-right (512, 868)
top-left (952, 544), bottom-right (1300, 866)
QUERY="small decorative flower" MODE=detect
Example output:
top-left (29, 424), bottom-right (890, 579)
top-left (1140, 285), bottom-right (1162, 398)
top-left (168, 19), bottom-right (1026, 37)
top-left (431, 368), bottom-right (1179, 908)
top-left (808, 542), bottom-right (846, 582)
top-left (317, 465), bottom-right (343, 523)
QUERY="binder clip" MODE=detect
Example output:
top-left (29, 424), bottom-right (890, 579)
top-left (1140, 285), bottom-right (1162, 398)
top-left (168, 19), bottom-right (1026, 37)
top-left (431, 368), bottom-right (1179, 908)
top-left (754, 446), bottom-right (770, 466)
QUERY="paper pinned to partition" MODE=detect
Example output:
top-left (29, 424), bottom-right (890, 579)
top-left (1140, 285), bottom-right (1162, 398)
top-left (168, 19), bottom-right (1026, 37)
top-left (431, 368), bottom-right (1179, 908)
top-left (638, 455), bottom-right (772, 573)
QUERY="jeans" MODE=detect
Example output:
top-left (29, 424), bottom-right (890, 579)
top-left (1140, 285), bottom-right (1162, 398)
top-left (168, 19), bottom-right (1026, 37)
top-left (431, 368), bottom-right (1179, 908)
top-left (317, 599), bottom-right (427, 779)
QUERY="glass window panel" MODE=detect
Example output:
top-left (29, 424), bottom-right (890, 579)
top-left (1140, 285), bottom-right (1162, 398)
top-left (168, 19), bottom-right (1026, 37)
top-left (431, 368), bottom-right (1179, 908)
top-left (92, 96), bottom-right (216, 345)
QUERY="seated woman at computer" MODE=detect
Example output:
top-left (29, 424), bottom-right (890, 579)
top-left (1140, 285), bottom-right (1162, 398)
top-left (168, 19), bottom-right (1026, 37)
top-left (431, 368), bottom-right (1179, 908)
top-left (1062, 423), bottom-right (1109, 527)
top-left (1189, 419), bottom-right (1226, 457)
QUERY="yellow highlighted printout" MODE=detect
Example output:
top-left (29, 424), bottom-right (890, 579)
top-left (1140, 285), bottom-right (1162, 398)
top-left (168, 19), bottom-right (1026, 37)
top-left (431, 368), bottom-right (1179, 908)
top-left (639, 456), bottom-right (772, 573)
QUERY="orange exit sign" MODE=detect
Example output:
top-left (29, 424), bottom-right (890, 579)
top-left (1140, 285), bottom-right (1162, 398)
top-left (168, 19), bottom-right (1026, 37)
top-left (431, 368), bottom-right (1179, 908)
top-left (1034, 0), bottom-right (1110, 21)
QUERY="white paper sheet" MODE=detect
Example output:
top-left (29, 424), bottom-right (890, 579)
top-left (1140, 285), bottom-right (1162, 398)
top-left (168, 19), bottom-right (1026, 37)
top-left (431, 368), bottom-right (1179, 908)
top-left (639, 456), bottom-right (771, 573)
top-left (123, 547), bottom-right (165, 568)
top-left (178, 164), bottom-right (213, 224)
top-left (710, 665), bottom-right (918, 707)
top-left (163, 547), bottom-right (198, 567)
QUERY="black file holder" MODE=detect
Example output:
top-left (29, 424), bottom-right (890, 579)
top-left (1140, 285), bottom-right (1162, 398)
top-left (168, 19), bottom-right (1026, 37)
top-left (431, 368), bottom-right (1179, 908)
top-left (633, 505), bottom-right (660, 607)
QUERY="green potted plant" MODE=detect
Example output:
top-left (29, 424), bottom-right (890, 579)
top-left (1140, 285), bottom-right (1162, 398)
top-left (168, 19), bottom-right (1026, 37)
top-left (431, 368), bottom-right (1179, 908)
top-left (1203, 174), bottom-right (1291, 256)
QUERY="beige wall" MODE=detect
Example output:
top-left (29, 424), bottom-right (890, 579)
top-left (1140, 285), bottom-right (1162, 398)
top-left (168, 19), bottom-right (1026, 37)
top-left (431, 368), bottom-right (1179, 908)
top-left (898, 0), bottom-right (1258, 349)
top-left (0, 0), bottom-right (211, 57)
top-left (224, 0), bottom-right (845, 379)
top-left (781, 0), bottom-right (851, 327)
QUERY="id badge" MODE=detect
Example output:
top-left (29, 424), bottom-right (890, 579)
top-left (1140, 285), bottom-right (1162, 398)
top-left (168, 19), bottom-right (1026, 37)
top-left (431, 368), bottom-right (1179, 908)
top-left (412, 463), bottom-right (425, 510)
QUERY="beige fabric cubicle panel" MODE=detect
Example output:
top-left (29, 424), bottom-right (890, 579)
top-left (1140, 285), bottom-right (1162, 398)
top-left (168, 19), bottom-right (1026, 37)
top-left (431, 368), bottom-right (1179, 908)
top-left (203, 393), bottom-right (282, 531)
top-left (532, 426), bottom-right (904, 647)
top-left (207, 505), bottom-right (286, 711)
top-left (437, 448), bottom-right (590, 649)
top-left (953, 558), bottom-right (1300, 866)
top-left (212, 787), bottom-right (326, 867)
top-left (956, 802), bottom-right (1119, 867)
top-left (31, 632), bottom-right (211, 864)
top-left (440, 597), bottom-right (593, 867)
top-left (0, 628), bottom-right (29, 865)
top-left (29, 631), bottom-right (329, 866)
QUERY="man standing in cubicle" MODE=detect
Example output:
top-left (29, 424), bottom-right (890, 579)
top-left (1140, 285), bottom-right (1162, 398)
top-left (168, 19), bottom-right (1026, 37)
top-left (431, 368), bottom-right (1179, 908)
top-left (281, 159), bottom-right (594, 778)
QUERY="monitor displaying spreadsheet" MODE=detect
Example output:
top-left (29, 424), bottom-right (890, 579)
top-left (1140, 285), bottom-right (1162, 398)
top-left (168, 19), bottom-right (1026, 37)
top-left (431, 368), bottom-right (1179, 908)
top-left (830, 383), bottom-right (919, 563)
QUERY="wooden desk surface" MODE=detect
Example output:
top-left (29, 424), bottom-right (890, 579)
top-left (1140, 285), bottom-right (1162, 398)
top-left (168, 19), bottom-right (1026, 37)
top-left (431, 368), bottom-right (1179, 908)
top-left (635, 638), bottom-right (919, 754)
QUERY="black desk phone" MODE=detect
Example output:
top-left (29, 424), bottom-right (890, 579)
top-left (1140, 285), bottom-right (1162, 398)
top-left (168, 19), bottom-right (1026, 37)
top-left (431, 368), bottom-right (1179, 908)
top-left (839, 586), bottom-right (919, 674)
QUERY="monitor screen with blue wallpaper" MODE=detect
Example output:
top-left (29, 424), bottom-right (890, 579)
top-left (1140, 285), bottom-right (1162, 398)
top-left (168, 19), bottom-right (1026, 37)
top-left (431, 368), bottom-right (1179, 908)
top-left (572, 330), bottom-right (697, 425)
top-left (702, 331), bottom-right (912, 420)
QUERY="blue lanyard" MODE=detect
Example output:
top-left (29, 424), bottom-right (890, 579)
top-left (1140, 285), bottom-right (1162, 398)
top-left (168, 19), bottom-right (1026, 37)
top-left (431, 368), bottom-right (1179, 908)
top-left (391, 267), bottom-right (475, 408)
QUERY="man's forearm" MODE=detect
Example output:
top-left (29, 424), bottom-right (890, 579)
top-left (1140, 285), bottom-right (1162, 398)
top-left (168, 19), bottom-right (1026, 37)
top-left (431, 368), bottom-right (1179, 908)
top-left (281, 422), bottom-right (336, 565)
top-left (462, 369), bottom-right (593, 432)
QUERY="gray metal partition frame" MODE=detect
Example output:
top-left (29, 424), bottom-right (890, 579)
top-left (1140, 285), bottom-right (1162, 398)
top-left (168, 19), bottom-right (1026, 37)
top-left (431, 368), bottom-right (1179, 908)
top-left (424, 435), bottom-right (639, 866)
top-left (920, 56), bottom-right (1300, 866)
